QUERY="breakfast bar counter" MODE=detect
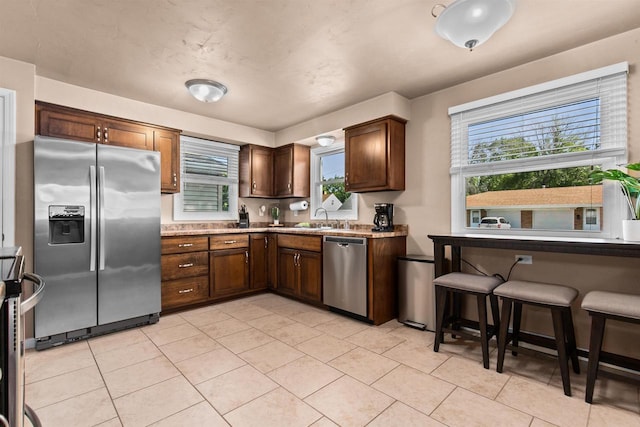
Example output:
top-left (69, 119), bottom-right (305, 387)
top-left (428, 233), bottom-right (640, 277)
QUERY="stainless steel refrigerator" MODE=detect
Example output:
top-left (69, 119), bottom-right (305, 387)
top-left (33, 136), bottom-right (161, 349)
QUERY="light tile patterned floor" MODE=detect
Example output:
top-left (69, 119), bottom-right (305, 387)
top-left (25, 293), bottom-right (640, 427)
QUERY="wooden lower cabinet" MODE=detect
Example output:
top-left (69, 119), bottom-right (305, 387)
top-left (160, 232), bottom-right (405, 320)
top-left (250, 234), bottom-right (269, 290)
top-left (276, 235), bottom-right (322, 304)
top-left (161, 276), bottom-right (209, 310)
top-left (277, 248), bottom-right (298, 296)
top-left (210, 248), bottom-right (250, 297)
top-left (161, 236), bottom-right (210, 311)
top-left (297, 250), bottom-right (322, 302)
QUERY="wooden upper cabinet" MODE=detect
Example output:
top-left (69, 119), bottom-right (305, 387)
top-left (154, 130), bottom-right (180, 193)
top-left (239, 143), bottom-right (310, 198)
top-left (274, 144), bottom-right (310, 198)
top-left (102, 119), bottom-right (153, 150)
top-left (36, 101), bottom-right (181, 194)
top-left (36, 103), bottom-right (101, 143)
top-left (239, 144), bottom-right (273, 197)
top-left (344, 115), bottom-right (406, 192)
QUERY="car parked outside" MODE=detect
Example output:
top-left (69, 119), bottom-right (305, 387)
top-left (479, 216), bottom-right (511, 229)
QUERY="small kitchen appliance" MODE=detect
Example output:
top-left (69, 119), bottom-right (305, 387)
top-left (372, 203), bottom-right (394, 232)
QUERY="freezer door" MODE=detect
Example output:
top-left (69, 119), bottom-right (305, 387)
top-left (34, 137), bottom-right (98, 338)
top-left (97, 144), bottom-right (161, 325)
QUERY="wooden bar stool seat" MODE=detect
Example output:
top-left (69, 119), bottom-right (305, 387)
top-left (494, 280), bottom-right (580, 396)
top-left (581, 291), bottom-right (640, 404)
top-left (433, 272), bottom-right (503, 369)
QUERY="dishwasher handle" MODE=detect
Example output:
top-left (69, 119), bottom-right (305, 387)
top-left (323, 236), bottom-right (367, 246)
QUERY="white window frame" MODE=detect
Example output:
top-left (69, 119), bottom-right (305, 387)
top-left (173, 135), bottom-right (239, 221)
top-left (450, 62), bottom-right (628, 238)
top-left (0, 88), bottom-right (15, 247)
top-left (310, 142), bottom-right (358, 221)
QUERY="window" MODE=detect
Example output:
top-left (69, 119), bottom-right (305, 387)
top-left (310, 142), bottom-right (358, 220)
top-left (173, 135), bottom-right (239, 221)
top-left (450, 62), bottom-right (628, 237)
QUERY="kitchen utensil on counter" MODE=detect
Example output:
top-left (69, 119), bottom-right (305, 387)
top-left (372, 203), bottom-right (394, 232)
top-left (239, 205), bottom-right (250, 228)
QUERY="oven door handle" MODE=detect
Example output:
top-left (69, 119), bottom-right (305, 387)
top-left (20, 273), bottom-right (45, 314)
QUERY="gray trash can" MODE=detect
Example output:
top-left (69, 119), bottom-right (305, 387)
top-left (397, 255), bottom-right (435, 331)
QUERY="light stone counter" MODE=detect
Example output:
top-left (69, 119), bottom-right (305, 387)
top-left (161, 223), bottom-right (408, 238)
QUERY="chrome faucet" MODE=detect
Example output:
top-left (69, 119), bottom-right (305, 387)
top-left (314, 207), bottom-right (329, 222)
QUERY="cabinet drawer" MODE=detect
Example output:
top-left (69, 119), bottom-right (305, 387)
top-left (210, 234), bottom-right (249, 250)
top-left (161, 252), bottom-right (209, 281)
top-left (161, 236), bottom-right (209, 255)
top-left (277, 234), bottom-right (322, 252)
top-left (162, 276), bottom-right (209, 310)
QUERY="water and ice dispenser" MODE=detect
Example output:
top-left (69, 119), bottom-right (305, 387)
top-left (48, 205), bottom-right (85, 244)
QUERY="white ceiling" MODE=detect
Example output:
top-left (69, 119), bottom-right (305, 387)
top-left (1, 0), bottom-right (639, 132)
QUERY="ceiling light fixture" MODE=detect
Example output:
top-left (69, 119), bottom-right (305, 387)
top-left (185, 79), bottom-right (228, 102)
top-left (315, 135), bottom-right (336, 147)
top-left (432, 0), bottom-right (516, 51)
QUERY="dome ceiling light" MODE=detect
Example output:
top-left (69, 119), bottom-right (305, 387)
top-left (432, 0), bottom-right (516, 51)
top-left (315, 135), bottom-right (336, 147)
top-left (185, 79), bottom-right (228, 102)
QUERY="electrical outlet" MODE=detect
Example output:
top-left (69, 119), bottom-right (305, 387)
top-left (515, 254), bottom-right (533, 264)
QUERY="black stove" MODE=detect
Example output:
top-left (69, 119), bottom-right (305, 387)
top-left (0, 247), bottom-right (43, 427)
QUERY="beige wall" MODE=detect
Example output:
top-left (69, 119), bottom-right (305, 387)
top-left (0, 56), bottom-right (35, 269)
top-left (398, 28), bottom-right (640, 357)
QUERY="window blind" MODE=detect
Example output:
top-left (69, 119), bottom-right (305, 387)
top-left (176, 135), bottom-right (239, 218)
top-left (450, 63), bottom-right (628, 174)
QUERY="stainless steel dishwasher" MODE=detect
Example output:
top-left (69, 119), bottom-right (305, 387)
top-left (323, 236), bottom-right (367, 318)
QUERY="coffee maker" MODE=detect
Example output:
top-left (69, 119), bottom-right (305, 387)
top-left (372, 203), bottom-right (394, 232)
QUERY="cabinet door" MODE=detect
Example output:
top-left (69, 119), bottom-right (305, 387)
top-left (274, 145), bottom-right (293, 196)
top-left (345, 121), bottom-right (388, 191)
top-left (267, 234), bottom-right (278, 289)
top-left (240, 144), bottom-right (271, 197)
top-left (36, 105), bottom-right (100, 143)
top-left (102, 119), bottom-right (154, 150)
top-left (154, 129), bottom-right (180, 193)
top-left (250, 234), bottom-right (268, 290)
top-left (274, 144), bottom-right (310, 197)
top-left (277, 248), bottom-right (298, 295)
top-left (210, 248), bottom-right (250, 297)
top-left (298, 250), bottom-right (322, 302)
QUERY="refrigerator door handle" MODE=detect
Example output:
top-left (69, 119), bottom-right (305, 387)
top-left (99, 166), bottom-right (106, 271)
top-left (90, 165), bottom-right (97, 271)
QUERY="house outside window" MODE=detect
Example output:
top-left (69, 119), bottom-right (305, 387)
top-left (173, 135), bottom-right (239, 221)
top-left (310, 142), bottom-right (358, 220)
top-left (450, 63), bottom-right (628, 237)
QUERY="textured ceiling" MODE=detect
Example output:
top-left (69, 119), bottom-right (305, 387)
top-left (1, 0), bottom-right (639, 132)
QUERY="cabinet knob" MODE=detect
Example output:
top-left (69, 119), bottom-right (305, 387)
top-left (178, 263), bottom-right (194, 268)
top-left (96, 127), bottom-right (101, 141)
top-left (288, 182), bottom-right (292, 191)
top-left (178, 288), bottom-right (194, 294)
top-left (173, 173), bottom-right (177, 185)
top-left (178, 243), bottom-right (193, 248)
top-left (252, 182), bottom-right (257, 190)
top-left (245, 251), bottom-right (249, 264)
top-left (224, 240), bottom-right (237, 244)
top-left (104, 128), bottom-right (108, 141)
top-left (264, 236), bottom-right (268, 248)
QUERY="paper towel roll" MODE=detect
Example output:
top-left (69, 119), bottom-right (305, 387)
top-left (289, 201), bottom-right (309, 211)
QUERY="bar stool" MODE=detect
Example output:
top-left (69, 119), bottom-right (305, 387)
top-left (433, 272), bottom-right (503, 369)
top-left (494, 280), bottom-right (580, 396)
top-left (581, 291), bottom-right (640, 404)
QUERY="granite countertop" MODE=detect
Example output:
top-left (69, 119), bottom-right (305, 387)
top-left (161, 223), bottom-right (408, 238)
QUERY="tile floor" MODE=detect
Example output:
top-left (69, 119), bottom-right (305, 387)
top-left (25, 293), bottom-right (640, 427)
